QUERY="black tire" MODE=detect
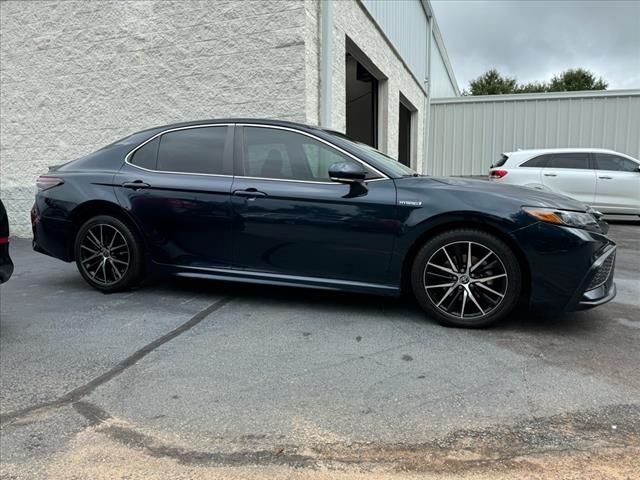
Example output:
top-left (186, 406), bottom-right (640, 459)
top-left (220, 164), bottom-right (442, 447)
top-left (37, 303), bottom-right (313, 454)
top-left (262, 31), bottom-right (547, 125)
top-left (74, 215), bottom-right (144, 292)
top-left (410, 229), bottom-right (522, 328)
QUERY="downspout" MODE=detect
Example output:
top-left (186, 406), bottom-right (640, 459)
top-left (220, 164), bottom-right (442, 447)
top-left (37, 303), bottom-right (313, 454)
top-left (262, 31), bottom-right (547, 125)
top-left (423, 7), bottom-right (433, 175)
top-left (320, 0), bottom-right (334, 128)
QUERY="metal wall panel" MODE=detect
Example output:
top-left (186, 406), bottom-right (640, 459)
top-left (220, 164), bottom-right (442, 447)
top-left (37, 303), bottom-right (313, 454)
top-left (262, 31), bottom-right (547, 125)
top-left (429, 30), bottom-right (457, 98)
top-left (361, 0), bottom-right (428, 83)
top-left (427, 90), bottom-right (640, 176)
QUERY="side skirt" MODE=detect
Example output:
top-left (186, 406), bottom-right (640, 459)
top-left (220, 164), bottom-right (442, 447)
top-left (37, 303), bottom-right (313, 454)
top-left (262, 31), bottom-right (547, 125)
top-left (161, 264), bottom-right (401, 297)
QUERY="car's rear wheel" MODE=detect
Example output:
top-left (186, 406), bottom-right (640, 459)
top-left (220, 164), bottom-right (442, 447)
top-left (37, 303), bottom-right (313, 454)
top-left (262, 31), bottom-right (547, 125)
top-left (411, 229), bottom-right (522, 328)
top-left (74, 215), bottom-right (144, 292)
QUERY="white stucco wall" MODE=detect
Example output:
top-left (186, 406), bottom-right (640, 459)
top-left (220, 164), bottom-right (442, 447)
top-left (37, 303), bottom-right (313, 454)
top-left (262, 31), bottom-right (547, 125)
top-left (0, 0), bottom-right (310, 235)
top-left (1, 0), bottom-right (431, 236)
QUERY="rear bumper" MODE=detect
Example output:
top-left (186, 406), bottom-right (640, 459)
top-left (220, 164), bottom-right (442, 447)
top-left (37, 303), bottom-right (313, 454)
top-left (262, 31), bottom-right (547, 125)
top-left (0, 245), bottom-right (14, 284)
top-left (32, 202), bottom-right (74, 262)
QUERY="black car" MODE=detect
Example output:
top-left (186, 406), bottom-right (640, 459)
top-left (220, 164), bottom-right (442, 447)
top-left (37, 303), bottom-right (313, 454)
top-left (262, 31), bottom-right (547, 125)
top-left (32, 119), bottom-right (616, 327)
top-left (0, 200), bottom-right (14, 284)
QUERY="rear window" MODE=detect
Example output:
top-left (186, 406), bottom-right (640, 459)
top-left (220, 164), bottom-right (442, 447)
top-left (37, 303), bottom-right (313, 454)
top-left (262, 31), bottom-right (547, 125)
top-left (130, 137), bottom-right (159, 170)
top-left (492, 154), bottom-right (509, 168)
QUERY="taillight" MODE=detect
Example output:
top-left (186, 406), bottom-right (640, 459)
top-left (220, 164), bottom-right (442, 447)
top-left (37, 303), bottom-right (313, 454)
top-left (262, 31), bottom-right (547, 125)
top-left (489, 169), bottom-right (508, 179)
top-left (36, 176), bottom-right (64, 190)
top-left (0, 237), bottom-right (8, 245)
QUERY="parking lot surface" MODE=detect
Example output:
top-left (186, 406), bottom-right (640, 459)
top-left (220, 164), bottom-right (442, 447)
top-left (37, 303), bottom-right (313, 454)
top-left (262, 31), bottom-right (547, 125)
top-left (1, 222), bottom-right (639, 479)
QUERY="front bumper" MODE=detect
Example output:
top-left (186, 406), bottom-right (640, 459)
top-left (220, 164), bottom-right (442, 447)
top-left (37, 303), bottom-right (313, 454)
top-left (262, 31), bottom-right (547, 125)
top-left (511, 222), bottom-right (617, 312)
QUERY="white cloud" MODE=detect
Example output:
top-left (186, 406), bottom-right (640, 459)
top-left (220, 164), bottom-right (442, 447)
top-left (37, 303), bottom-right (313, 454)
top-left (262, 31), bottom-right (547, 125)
top-left (431, 0), bottom-right (640, 90)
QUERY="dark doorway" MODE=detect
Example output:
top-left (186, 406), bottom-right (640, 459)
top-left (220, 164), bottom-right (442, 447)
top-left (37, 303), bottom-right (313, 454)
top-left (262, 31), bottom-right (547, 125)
top-left (398, 100), bottom-right (412, 167)
top-left (346, 54), bottom-right (378, 148)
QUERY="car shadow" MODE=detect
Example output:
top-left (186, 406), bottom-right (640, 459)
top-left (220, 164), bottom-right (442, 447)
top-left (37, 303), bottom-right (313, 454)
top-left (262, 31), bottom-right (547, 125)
top-left (140, 274), bottom-right (602, 334)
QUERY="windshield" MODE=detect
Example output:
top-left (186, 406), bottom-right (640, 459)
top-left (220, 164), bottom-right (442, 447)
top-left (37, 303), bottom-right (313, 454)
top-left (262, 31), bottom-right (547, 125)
top-left (326, 131), bottom-right (418, 177)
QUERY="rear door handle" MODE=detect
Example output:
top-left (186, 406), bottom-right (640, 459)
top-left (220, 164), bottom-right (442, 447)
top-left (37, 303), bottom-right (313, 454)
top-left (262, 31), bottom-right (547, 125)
top-left (543, 173), bottom-right (557, 177)
top-left (599, 176), bottom-right (613, 180)
top-left (233, 188), bottom-right (267, 198)
top-left (122, 180), bottom-right (150, 190)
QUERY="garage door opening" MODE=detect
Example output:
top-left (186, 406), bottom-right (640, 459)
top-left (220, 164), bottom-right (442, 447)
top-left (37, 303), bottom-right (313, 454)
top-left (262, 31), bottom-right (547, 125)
top-left (346, 54), bottom-right (378, 148)
top-left (398, 100), bottom-right (413, 167)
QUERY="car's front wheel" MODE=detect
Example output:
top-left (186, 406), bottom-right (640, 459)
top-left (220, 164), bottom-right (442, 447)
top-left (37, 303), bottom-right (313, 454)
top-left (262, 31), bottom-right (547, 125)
top-left (74, 215), bottom-right (144, 292)
top-left (411, 229), bottom-right (522, 328)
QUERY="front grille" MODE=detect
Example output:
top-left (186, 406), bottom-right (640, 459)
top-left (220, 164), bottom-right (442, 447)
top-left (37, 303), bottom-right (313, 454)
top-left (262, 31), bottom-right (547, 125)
top-left (587, 251), bottom-right (615, 290)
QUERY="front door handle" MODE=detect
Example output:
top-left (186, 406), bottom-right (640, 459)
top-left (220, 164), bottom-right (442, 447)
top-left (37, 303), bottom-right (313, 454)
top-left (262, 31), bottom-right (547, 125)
top-left (543, 173), bottom-right (557, 177)
top-left (233, 188), bottom-right (267, 198)
top-left (599, 176), bottom-right (613, 180)
top-left (122, 180), bottom-right (150, 190)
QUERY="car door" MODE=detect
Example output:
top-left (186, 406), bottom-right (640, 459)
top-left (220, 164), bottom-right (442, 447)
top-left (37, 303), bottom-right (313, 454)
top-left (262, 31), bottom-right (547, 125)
top-left (114, 124), bottom-right (235, 268)
top-left (513, 154), bottom-right (549, 189)
top-left (230, 125), bottom-right (398, 285)
top-left (540, 152), bottom-right (596, 204)
top-left (593, 152), bottom-right (640, 214)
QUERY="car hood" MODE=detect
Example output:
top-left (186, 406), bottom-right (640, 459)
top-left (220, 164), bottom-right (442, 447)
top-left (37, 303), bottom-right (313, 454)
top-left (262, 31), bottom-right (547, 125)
top-left (425, 176), bottom-right (590, 211)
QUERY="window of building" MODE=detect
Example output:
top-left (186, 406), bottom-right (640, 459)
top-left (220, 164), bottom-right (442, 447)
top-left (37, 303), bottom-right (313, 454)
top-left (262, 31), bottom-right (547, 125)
top-left (156, 127), bottom-right (227, 175)
top-left (345, 54), bottom-right (378, 148)
top-left (242, 127), bottom-right (376, 182)
top-left (594, 153), bottom-right (638, 172)
top-left (398, 99), bottom-right (414, 167)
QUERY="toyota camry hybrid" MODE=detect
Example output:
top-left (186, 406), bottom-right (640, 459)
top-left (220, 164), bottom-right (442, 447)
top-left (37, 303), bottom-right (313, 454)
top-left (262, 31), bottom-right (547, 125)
top-left (31, 119), bottom-right (616, 327)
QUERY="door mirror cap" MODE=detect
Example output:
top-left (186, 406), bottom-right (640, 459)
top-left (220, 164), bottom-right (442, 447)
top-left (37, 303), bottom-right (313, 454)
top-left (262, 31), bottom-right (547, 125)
top-left (329, 162), bottom-right (367, 183)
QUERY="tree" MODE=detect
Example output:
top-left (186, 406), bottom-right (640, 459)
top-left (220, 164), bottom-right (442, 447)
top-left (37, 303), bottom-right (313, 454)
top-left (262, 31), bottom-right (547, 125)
top-left (515, 81), bottom-right (547, 94)
top-left (467, 68), bottom-right (608, 95)
top-left (548, 68), bottom-right (608, 92)
top-left (468, 69), bottom-right (517, 95)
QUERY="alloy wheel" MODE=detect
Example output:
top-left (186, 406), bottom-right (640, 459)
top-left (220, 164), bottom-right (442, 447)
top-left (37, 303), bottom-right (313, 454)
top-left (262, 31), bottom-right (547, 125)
top-left (423, 241), bottom-right (508, 319)
top-left (79, 224), bottom-right (130, 286)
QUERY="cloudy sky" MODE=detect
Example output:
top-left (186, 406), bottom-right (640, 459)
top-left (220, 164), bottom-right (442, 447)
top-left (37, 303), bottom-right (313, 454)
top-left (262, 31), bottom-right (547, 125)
top-left (431, 0), bottom-right (640, 91)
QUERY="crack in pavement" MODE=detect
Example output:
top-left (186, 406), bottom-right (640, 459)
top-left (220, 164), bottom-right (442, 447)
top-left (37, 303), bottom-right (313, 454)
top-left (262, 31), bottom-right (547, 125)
top-left (0, 297), bottom-right (233, 426)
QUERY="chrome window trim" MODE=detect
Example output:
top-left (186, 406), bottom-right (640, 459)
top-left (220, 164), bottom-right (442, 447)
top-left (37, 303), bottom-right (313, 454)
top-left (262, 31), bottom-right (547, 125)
top-left (236, 123), bottom-right (389, 182)
top-left (124, 123), bottom-right (234, 178)
top-left (233, 175), bottom-right (389, 186)
top-left (123, 122), bottom-right (390, 183)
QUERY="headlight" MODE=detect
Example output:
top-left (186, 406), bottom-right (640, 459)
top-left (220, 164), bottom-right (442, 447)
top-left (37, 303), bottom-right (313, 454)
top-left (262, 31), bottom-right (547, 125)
top-left (522, 207), bottom-right (598, 228)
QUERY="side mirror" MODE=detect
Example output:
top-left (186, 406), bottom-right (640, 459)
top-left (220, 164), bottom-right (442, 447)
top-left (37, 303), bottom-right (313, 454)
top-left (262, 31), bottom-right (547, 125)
top-left (328, 162), bottom-right (366, 183)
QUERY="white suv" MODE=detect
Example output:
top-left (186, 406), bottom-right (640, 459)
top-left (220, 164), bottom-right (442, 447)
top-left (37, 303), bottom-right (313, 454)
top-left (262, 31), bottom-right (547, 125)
top-left (488, 148), bottom-right (640, 216)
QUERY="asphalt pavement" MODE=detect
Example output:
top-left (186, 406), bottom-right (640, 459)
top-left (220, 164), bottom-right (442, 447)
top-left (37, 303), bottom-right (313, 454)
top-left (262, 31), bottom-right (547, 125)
top-left (1, 221), bottom-right (639, 479)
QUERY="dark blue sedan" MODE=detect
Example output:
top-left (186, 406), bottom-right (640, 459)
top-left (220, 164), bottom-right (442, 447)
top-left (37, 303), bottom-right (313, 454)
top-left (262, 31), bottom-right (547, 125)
top-left (31, 119), bottom-right (616, 327)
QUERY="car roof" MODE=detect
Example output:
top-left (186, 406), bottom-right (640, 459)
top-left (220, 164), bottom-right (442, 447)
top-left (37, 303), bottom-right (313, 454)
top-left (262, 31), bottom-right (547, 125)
top-left (132, 118), bottom-right (325, 137)
top-left (504, 147), bottom-right (623, 157)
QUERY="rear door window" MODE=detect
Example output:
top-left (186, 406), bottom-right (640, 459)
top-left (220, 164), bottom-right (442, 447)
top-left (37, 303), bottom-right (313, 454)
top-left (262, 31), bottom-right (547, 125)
top-left (521, 155), bottom-right (551, 168)
top-left (156, 126), bottom-right (228, 175)
top-left (594, 153), bottom-right (638, 172)
top-left (548, 152), bottom-right (591, 169)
